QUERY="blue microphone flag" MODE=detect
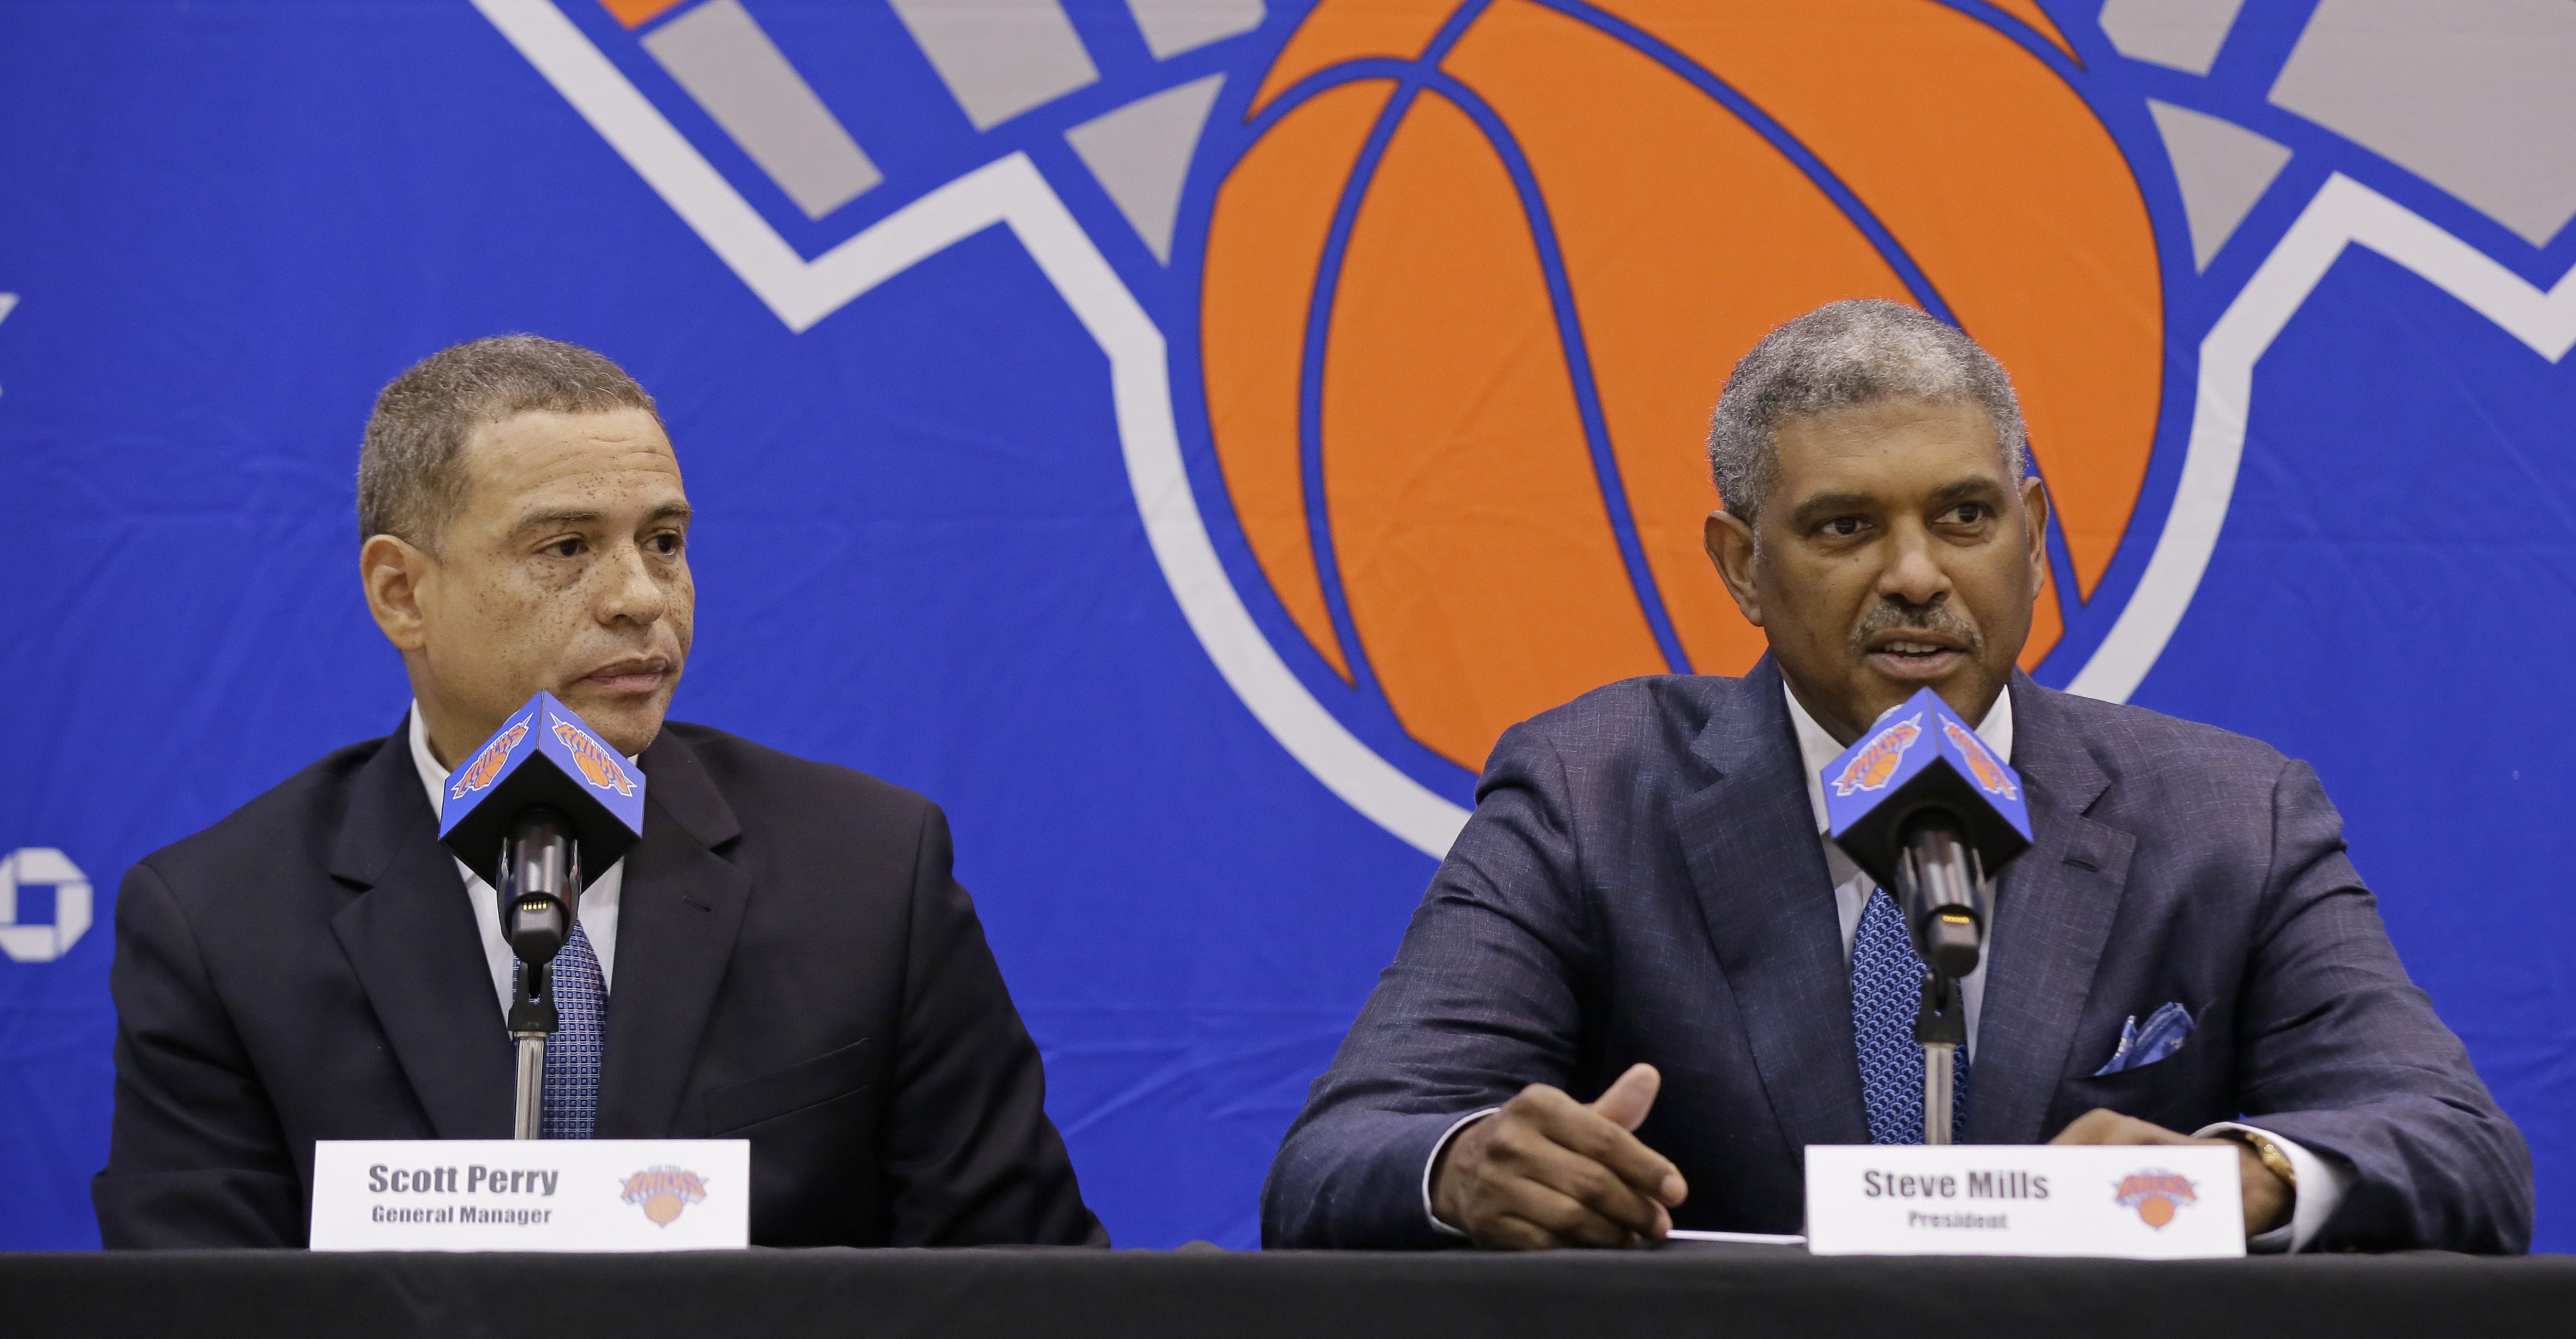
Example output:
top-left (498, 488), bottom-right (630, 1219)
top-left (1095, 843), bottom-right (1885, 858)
top-left (1821, 686), bottom-right (2031, 890)
top-left (436, 691), bottom-right (647, 887)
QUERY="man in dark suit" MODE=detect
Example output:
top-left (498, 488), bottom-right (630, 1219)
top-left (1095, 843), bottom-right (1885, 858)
top-left (1263, 300), bottom-right (2531, 1253)
top-left (95, 336), bottom-right (1103, 1248)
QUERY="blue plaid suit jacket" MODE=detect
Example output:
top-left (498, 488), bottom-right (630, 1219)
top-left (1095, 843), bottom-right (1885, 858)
top-left (1262, 658), bottom-right (2531, 1251)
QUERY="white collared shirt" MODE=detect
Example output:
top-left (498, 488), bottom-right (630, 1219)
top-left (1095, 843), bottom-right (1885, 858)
top-left (1425, 681), bottom-right (2348, 1251)
top-left (408, 702), bottom-right (626, 1015)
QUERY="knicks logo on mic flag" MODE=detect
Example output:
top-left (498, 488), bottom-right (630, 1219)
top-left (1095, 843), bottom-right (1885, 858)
top-left (1942, 720), bottom-right (2019, 802)
top-left (1823, 688), bottom-right (2031, 889)
top-left (1833, 715), bottom-right (1923, 799)
top-left (438, 692), bottom-right (647, 888)
top-left (551, 712), bottom-right (636, 797)
top-left (451, 717), bottom-right (532, 802)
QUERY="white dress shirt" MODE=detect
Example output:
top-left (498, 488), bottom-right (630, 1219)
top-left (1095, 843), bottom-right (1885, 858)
top-left (408, 703), bottom-right (626, 1015)
top-left (1426, 684), bottom-right (2349, 1250)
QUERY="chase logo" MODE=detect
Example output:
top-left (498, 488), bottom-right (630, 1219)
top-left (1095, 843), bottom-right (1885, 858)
top-left (550, 712), bottom-right (637, 797)
top-left (450, 716), bottom-right (533, 801)
top-left (0, 849), bottom-right (92, 965)
top-left (483, 0), bottom-right (2576, 858)
top-left (1941, 719), bottom-right (2018, 802)
top-left (1831, 713), bottom-right (1921, 799)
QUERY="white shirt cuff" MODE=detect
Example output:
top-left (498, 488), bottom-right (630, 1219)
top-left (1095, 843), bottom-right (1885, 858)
top-left (1423, 1109), bottom-right (1502, 1238)
top-left (2198, 1121), bottom-right (2352, 1252)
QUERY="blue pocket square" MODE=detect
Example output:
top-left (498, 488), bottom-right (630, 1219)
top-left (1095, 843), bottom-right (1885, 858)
top-left (2095, 1001), bottom-right (2194, 1075)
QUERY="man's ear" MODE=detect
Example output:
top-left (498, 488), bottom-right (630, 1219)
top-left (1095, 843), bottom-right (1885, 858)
top-left (2019, 474), bottom-right (2052, 597)
top-left (361, 533), bottom-right (436, 654)
top-left (1703, 509), bottom-right (1764, 628)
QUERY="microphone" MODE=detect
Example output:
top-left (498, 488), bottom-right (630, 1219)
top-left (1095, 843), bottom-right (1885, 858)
top-left (437, 691), bottom-right (647, 967)
top-left (1819, 686), bottom-right (2031, 978)
top-left (437, 692), bottom-right (646, 1139)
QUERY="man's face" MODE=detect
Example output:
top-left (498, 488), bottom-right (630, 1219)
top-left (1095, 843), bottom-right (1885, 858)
top-left (1704, 397), bottom-right (2047, 744)
top-left (385, 407), bottom-right (694, 761)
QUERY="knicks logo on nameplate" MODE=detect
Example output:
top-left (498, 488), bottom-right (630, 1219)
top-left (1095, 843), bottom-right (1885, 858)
top-left (620, 1164), bottom-right (708, 1227)
top-left (2113, 1170), bottom-right (2199, 1229)
top-left (1832, 715), bottom-right (1922, 797)
top-left (550, 713), bottom-right (636, 797)
top-left (450, 717), bottom-right (531, 801)
top-left (1942, 720), bottom-right (2019, 801)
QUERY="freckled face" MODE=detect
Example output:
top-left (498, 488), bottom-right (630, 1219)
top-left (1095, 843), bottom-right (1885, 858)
top-left (412, 408), bottom-right (693, 757)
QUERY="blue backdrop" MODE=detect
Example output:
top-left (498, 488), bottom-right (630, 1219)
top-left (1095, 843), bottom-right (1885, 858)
top-left (3, 0), bottom-right (2572, 1250)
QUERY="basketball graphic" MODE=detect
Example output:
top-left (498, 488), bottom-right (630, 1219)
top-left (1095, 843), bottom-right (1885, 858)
top-left (470, 0), bottom-right (2576, 858)
top-left (1202, 0), bottom-right (2160, 773)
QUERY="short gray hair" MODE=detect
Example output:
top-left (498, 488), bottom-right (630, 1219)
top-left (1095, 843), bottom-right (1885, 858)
top-left (357, 335), bottom-right (660, 548)
top-left (1707, 299), bottom-right (2027, 523)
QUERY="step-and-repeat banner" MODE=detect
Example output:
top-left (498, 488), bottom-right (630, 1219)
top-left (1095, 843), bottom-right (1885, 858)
top-left (3, 0), bottom-right (2572, 1249)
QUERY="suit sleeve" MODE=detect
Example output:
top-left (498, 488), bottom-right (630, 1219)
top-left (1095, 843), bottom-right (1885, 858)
top-left (1261, 722), bottom-right (1598, 1248)
top-left (876, 802), bottom-right (1107, 1246)
top-left (91, 863), bottom-right (302, 1248)
top-left (2232, 760), bottom-right (2534, 1252)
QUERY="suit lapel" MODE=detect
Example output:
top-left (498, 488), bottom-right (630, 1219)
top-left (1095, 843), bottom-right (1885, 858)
top-left (1965, 676), bottom-right (2136, 1145)
top-left (1677, 658), bottom-right (1871, 1149)
top-left (593, 728), bottom-right (749, 1139)
top-left (328, 716), bottom-right (515, 1138)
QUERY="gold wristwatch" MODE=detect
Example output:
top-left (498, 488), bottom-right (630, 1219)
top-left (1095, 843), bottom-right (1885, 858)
top-left (2218, 1127), bottom-right (2298, 1192)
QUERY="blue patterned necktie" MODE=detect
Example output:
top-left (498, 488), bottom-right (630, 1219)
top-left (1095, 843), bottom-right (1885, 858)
top-left (1853, 886), bottom-right (1970, 1143)
top-left (538, 920), bottom-right (605, 1140)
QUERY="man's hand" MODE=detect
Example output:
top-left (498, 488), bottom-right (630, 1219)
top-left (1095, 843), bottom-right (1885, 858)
top-left (2051, 1108), bottom-right (2291, 1238)
top-left (1428, 1064), bottom-right (1689, 1249)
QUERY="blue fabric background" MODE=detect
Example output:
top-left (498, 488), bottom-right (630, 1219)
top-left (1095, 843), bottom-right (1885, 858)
top-left (2, 0), bottom-right (2569, 1250)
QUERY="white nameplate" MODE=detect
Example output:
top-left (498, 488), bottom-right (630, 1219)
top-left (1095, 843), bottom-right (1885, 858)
top-left (311, 1140), bottom-right (750, 1252)
top-left (1805, 1144), bottom-right (2243, 1258)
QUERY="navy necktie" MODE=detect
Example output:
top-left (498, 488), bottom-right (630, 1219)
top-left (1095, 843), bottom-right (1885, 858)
top-left (1853, 886), bottom-right (1969, 1143)
top-left (539, 920), bottom-right (605, 1140)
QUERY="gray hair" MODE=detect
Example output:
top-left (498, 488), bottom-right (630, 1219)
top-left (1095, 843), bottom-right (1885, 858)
top-left (357, 335), bottom-right (660, 549)
top-left (1707, 299), bottom-right (2027, 524)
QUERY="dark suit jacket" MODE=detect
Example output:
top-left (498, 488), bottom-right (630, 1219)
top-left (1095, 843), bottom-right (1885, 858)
top-left (94, 717), bottom-right (1104, 1249)
top-left (1263, 660), bottom-right (2532, 1251)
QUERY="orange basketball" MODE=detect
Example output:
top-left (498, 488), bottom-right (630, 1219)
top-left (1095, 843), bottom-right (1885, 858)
top-left (2138, 1193), bottom-right (2176, 1228)
top-left (1202, 0), bottom-right (2163, 772)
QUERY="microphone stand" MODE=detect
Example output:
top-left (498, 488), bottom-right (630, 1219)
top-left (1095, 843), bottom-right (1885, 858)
top-left (498, 809), bottom-right (581, 1141)
top-left (1916, 973), bottom-right (1967, 1146)
top-left (1899, 822), bottom-right (1990, 1147)
top-left (507, 956), bottom-right (558, 1141)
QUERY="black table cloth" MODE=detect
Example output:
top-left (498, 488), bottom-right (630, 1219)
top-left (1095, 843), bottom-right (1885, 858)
top-left (4, 1243), bottom-right (2567, 1339)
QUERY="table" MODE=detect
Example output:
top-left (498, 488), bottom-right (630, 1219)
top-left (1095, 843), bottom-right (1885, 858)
top-left (4, 1243), bottom-right (2570, 1339)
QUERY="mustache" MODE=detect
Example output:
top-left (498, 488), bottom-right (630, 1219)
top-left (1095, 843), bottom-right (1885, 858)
top-left (1850, 599), bottom-right (1981, 653)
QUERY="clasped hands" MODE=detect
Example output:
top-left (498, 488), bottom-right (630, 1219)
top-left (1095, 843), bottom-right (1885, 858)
top-left (1427, 1064), bottom-right (2292, 1249)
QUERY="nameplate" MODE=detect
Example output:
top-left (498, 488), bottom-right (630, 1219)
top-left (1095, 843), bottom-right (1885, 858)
top-left (311, 1140), bottom-right (750, 1252)
top-left (1804, 1144), bottom-right (2243, 1258)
